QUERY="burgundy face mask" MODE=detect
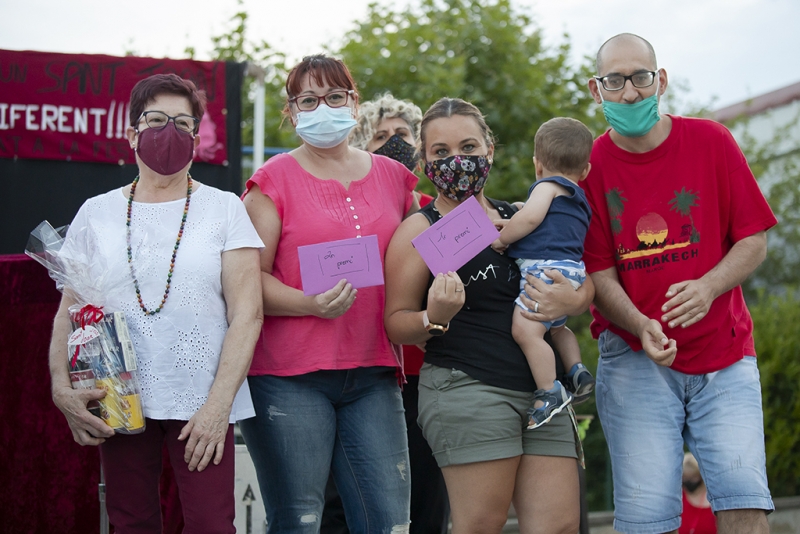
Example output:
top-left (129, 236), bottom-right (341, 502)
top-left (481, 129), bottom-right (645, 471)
top-left (135, 122), bottom-right (195, 176)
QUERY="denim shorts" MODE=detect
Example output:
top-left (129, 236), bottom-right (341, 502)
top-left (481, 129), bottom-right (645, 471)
top-left (596, 330), bottom-right (774, 534)
top-left (418, 363), bottom-right (577, 468)
top-left (515, 259), bottom-right (585, 330)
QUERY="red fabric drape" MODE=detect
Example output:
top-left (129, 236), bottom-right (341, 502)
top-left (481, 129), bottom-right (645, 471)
top-left (0, 254), bottom-right (182, 533)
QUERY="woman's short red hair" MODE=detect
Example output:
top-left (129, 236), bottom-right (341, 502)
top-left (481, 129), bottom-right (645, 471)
top-left (128, 74), bottom-right (207, 131)
top-left (283, 54), bottom-right (357, 117)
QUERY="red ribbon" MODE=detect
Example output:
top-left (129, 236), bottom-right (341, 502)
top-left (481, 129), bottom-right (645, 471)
top-left (71, 304), bottom-right (105, 367)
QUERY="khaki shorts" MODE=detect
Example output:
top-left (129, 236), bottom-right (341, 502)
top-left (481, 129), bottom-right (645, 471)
top-left (418, 363), bottom-right (578, 467)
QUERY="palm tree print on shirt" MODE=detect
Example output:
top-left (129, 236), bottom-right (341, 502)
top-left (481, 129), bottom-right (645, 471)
top-left (606, 185), bottom-right (701, 261)
top-left (668, 187), bottom-right (700, 243)
top-left (606, 187), bottom-right (627, 236)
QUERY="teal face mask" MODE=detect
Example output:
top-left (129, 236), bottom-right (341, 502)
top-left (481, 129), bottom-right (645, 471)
top-left (599, 75), bottom-right (661, 137)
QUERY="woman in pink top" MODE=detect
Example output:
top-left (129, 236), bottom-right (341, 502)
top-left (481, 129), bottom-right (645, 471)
top-left (240, 55), bottom-right (419, 534)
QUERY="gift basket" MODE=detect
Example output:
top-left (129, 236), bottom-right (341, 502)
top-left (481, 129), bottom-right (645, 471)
top-left (26, 221), bottom-right (145, 434)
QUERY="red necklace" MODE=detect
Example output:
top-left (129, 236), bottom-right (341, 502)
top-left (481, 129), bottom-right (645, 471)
top-left (126, 174), bottom-right (193, 316)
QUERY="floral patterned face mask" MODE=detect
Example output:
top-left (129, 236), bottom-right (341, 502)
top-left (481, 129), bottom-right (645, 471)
top-left (424, 155), bottom-right (492, 201)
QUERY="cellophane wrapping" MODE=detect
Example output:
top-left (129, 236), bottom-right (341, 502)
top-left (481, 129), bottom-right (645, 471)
top-left (26, 220), bottom-right (145, 434)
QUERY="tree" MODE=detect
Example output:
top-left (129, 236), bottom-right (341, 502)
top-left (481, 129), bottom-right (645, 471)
top-left (726, 107), bottom-right (800, 294)
top-left (668, 187), bottom-right (700, 243)
top-left (194, 3), bottom-right (296, 153)
top-left (748, 290), bottom-right (800, 498)
top-left (335, 0), bottom-right (606, 200)
top-left (605, 187), bottom-right (627, 236)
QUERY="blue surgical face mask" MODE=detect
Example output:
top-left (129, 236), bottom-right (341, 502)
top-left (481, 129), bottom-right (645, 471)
top-left (599, 73), bottom-right (661, 138)
top-left (295, 104), bottom-right (357, 149)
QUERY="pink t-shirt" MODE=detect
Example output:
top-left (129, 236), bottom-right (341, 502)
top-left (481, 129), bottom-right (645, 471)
top-left (581, 116), bottom-right (777, 374)
top-left (244, 152), bottom-right (417, 376)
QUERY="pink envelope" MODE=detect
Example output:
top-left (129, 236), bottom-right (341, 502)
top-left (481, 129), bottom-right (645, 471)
top-left (298, 235), bottom-right (384, 296)
top-left (412, 196), bottom-right (500, 275)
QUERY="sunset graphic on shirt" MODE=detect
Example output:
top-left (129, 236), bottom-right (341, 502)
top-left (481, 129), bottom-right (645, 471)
top-left (617, 212), bottom-right (692, 259)
top-left (636, 213), bottom-right (668, 244)
top-left (607, 186), bottom-right (701, 261)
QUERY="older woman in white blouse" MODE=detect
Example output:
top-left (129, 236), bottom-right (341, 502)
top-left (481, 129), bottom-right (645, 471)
top-left (48, 73), bottom-right (263, 534)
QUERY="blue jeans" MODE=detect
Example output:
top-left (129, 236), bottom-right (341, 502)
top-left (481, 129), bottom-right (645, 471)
top-left (239, 367), bottom-right (411, 534)
top-left (596, 330), bottom-right (773, 534)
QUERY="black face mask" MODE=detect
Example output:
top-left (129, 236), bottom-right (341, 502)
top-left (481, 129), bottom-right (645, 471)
top-left (682, 479), bottom-right (702, 493)
top-left (373, 134), bottom-right (419, 171)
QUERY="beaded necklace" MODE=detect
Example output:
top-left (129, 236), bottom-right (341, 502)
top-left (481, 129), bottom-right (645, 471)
top-left (126, 174), bottom-right (192, 316)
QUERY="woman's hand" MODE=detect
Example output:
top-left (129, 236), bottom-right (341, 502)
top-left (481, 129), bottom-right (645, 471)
top-left (311, 279), bottom-right (357, 319)
top-left (49, 294), bottom-right (115, 446)
top-left (425, 271), bottom-right (465, 325)
top-left (52, 384), bottom-right (114, 446)
top-left (518, 269), bottom-right (591, 321)
top-left (179, 400), bottom-right (231, 472)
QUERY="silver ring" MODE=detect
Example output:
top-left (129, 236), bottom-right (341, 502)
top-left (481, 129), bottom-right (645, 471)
top-left (533, 301), bottom-right (539, 313)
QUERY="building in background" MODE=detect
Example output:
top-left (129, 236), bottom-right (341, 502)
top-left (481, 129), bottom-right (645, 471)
top-left (713, 80), bottom-right (800, 175)
top-left (713, 79), bottom-right (800, 292)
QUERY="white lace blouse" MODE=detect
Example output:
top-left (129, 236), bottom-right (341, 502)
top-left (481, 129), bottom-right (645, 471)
top-left (63, 183), bottom-right (263, 422)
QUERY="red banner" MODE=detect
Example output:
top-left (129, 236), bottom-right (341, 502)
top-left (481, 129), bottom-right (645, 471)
top-left (0, 50), bottom-right (228, 165)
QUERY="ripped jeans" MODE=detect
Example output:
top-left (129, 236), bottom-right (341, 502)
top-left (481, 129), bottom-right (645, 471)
top-left (240, 367), bottom-right (411, 534)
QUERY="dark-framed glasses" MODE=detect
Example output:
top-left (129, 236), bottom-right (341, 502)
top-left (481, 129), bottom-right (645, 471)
top-left (137, 111), bottom-right (199, 134)
top-left (594, 71), bottom-right (657, 91)
top-left (289, 90), bottom-right (354, 112)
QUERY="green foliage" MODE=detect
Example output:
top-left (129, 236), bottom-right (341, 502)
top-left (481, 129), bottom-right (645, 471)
top-left (576, 416), bottom-right (592, 442)
top-left (205, 3), bottom-right (296, 150)
top-left (659, 76), bottom-right (717, 117)
top-left (123, 39), bottom-right (139, 57)
top-left (572, 316), bottom-right (612, 512)
top-left (729, 107), bottom-right (800, 294)
top-left (335, 0), bottom-right (606, 201)
top-left (749, 290), bottom-right (800, 497)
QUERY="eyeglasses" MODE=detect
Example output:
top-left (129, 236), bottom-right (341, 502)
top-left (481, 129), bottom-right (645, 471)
top-left (289, 90), bottom-right (354, 112)
top-left (594, 71), bottom-right (657, 92)
top-left (137, 111), bottom-right (199, 134)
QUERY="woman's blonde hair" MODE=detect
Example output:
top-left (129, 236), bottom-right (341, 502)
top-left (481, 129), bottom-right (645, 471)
top-left (349, 93), bottom-right (422, 150)
top-left (419, 98), bottom-right (495, 162)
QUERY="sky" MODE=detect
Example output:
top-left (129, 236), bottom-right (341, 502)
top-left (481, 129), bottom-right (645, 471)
top-left (1, 0), bottom-right (799, 111)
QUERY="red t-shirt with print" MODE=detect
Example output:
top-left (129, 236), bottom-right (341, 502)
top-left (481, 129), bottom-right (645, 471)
top-left (581, 116), bottom-right (777, 374)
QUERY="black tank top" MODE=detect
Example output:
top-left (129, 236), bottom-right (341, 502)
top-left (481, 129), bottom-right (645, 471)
top-left (419, 198), bottom-right (561, 392)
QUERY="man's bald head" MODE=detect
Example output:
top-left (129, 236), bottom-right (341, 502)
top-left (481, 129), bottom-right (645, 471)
top-left (596, 33), bottom-right (657, 74)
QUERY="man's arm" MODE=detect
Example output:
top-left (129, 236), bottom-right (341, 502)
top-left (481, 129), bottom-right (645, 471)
top-left (590, 267), bottom-right (677, 366)
top-left (660, 231), bottom-right (767, 328)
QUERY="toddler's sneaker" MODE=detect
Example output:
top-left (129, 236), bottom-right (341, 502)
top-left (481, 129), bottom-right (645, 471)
top-left (527, 380), bottom-right (572, 429)
top-left (564, 363), bottom-right (596, 405)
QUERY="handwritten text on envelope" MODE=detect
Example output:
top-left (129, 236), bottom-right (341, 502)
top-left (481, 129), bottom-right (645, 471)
top-left (411, 196), bottom-right (500, 275)
top-left (298, 235), bottom-right (384, 295)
